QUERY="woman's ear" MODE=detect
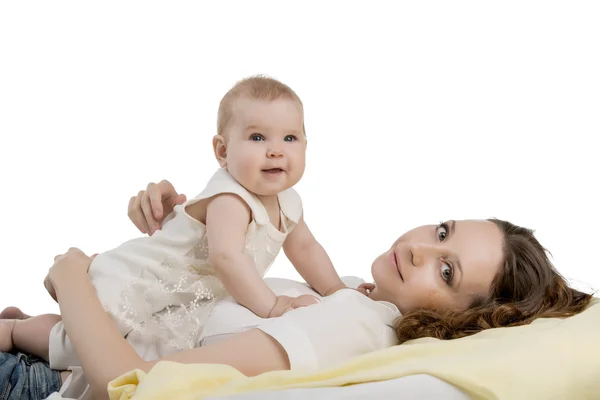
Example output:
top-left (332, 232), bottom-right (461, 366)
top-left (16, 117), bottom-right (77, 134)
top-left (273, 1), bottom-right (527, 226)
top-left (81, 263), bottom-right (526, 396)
top-left (213, 135), bottom-right (227, 168)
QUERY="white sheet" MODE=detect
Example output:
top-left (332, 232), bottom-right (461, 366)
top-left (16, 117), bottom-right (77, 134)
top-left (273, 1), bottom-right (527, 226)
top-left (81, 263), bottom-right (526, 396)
top-left (207, 374), bottom-right (469, 400)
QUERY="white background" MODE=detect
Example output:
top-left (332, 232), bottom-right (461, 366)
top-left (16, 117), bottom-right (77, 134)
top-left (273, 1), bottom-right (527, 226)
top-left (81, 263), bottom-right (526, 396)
top-left (1, 1), bottom-right (598, 316)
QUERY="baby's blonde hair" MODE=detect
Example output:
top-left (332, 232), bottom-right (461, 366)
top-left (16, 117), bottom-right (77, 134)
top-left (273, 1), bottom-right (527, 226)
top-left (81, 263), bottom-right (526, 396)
top-left (217, 75), bottom-right (305, 136)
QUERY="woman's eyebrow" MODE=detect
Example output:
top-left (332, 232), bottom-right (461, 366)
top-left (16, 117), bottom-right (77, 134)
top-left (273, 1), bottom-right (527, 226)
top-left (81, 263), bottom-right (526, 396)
top-left (448, 220), bottom-right (463, 290)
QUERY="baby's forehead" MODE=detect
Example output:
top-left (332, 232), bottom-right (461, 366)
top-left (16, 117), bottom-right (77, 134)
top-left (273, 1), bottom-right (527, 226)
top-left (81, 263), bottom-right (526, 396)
top-left (233, 98), bottom-right (303, 124)
top-left (232, 96), bottom-right (302, 112)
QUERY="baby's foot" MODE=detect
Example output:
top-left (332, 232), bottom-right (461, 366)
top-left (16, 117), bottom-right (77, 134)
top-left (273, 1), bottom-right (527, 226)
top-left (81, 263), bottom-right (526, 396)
top-left (0, 320), bottom-right (16, 352)
top-left (0, 306), bottom-right (30, 320)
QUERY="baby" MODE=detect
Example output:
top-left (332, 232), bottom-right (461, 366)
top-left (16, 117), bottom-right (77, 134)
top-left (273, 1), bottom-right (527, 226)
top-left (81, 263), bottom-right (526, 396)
top-left (1, 75), bottom-right (350, 370)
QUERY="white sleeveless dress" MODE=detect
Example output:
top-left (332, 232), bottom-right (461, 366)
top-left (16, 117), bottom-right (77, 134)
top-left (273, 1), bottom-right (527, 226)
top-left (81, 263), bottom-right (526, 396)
top-left (48, 168), bottom-right (303, 369)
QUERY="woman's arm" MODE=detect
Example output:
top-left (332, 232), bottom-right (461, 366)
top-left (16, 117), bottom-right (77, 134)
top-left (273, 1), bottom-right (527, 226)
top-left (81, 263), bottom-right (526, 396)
top-left (50, 250), bottom-right (290, 400)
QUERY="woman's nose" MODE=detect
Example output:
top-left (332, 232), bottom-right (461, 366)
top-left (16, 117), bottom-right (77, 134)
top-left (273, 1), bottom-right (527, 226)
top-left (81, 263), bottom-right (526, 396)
top-left (408, 242), bottom-right (440, 267)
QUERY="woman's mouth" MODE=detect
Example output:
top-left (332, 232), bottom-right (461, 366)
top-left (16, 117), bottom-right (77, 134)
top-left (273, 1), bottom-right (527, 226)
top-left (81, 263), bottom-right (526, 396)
top-left (389, 250), bottom-right (404, 281)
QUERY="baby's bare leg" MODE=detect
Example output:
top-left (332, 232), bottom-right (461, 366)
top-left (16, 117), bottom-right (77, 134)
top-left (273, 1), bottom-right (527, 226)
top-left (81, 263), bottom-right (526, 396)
top-left (0, 314), bottom-right (61, 361)
top-left (0, 306), bottom-right (31, 319)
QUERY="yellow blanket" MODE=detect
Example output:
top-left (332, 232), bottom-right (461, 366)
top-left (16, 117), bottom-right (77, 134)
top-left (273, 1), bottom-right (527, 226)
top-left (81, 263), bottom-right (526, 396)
top-left (109, 300), bottom-right (600, 400)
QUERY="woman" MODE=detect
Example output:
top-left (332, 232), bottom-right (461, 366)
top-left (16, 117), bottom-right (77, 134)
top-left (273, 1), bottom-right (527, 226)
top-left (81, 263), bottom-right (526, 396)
top-left (1, 181), bottom-right (593, 400)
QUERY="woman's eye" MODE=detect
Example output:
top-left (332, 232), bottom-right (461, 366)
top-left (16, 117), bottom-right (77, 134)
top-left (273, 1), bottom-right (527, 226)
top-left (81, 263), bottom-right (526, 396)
top-left (436, 223), bottom-right (448, 242)
top-left (441, 262), bottom-right (454, 283)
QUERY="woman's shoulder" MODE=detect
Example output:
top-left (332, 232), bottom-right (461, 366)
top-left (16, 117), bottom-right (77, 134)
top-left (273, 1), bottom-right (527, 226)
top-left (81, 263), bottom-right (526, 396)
top-left (256, 287), bottom-right (400, 371)
top-left (326, 289), bottom-right (401, 320)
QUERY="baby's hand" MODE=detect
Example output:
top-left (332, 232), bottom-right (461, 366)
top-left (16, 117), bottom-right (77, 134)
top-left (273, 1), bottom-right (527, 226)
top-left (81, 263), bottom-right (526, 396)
top-left (355, 282), bottom-right (376, 297)
top-left (267, 294), bottom-right (319, 318)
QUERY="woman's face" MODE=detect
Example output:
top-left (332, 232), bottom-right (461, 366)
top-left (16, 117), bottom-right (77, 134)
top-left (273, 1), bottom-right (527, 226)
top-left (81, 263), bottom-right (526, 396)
top-left (371, 220), bottom-right (504, 314)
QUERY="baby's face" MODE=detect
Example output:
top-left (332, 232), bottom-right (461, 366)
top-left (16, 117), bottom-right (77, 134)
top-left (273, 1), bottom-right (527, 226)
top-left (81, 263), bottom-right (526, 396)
top-left (222, 97), bottom-right (306, 196)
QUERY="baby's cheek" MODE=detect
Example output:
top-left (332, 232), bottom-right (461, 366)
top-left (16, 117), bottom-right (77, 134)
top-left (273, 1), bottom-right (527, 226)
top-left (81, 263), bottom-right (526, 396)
top-left (240, 154), bottom-right (259, 169)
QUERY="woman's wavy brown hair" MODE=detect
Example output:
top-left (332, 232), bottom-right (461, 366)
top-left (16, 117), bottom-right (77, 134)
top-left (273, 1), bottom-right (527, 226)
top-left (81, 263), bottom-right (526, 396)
top-left (394, 218), bottom-right (595, 344)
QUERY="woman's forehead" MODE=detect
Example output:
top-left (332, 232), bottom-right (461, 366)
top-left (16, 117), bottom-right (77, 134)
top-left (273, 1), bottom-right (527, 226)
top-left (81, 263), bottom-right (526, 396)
top-left (453, 220), bottom-right (504, 291)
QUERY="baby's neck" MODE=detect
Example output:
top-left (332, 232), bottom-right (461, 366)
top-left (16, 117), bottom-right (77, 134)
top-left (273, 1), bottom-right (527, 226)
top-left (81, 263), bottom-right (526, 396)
top-left (256, 194), bottom-right (279, 208)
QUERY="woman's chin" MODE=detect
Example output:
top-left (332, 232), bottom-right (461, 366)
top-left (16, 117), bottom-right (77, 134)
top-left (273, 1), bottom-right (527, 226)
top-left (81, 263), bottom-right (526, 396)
top-left (372, 258), bottom-right (400, 285)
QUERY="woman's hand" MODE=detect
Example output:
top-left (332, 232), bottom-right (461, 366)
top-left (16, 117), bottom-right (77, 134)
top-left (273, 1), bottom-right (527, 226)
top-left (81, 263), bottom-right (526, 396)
top-left (128, 180), bottom-right (187, 235)
top-left (44, 248), bottom-right (94, 301)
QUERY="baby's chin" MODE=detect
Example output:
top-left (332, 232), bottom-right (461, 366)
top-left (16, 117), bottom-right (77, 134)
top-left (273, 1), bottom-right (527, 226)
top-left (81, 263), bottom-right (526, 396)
top-left (245, 179), bottom-right (294, 197)
top-left (250, 187), bottom-right (287, 197)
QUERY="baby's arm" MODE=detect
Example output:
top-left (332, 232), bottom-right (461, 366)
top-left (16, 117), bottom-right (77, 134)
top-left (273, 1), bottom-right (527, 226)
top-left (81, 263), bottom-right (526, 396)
top-left (200, 194), bottom-right (278, 318)
top-left (283, 216), bottom-right (346, 296)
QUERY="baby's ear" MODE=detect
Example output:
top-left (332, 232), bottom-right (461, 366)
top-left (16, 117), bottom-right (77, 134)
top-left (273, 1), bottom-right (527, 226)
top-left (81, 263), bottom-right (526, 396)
top-left (212, 135), bottom-right (227, 167)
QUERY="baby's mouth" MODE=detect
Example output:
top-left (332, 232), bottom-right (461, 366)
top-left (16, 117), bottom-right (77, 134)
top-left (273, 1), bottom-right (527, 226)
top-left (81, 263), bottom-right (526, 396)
top-left (262, 168), bottom-right (284, 174)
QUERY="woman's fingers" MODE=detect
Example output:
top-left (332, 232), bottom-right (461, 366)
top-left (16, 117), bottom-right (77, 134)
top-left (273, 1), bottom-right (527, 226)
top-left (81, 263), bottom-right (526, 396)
top-left (127, 180), bottom-right (182, 236)
top-left (141, 188), bottom-right (159, 234)
top-left (128, 191), bottom-right (151, 234)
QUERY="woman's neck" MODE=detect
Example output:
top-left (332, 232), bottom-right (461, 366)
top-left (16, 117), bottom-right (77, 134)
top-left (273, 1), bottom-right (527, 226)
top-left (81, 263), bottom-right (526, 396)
top-left (365, 287), bottom-right (403, 313)
top-left (366, 286), bottom-right (385, 302)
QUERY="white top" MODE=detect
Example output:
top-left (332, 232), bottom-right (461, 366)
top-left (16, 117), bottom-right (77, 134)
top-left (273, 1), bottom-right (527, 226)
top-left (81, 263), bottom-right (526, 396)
top-left (86, 167), bottom-right (303, 352)
top-left (51, 277), bottom-right (402, 400)
top-left (258, 288), bottom-right (401, 371)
